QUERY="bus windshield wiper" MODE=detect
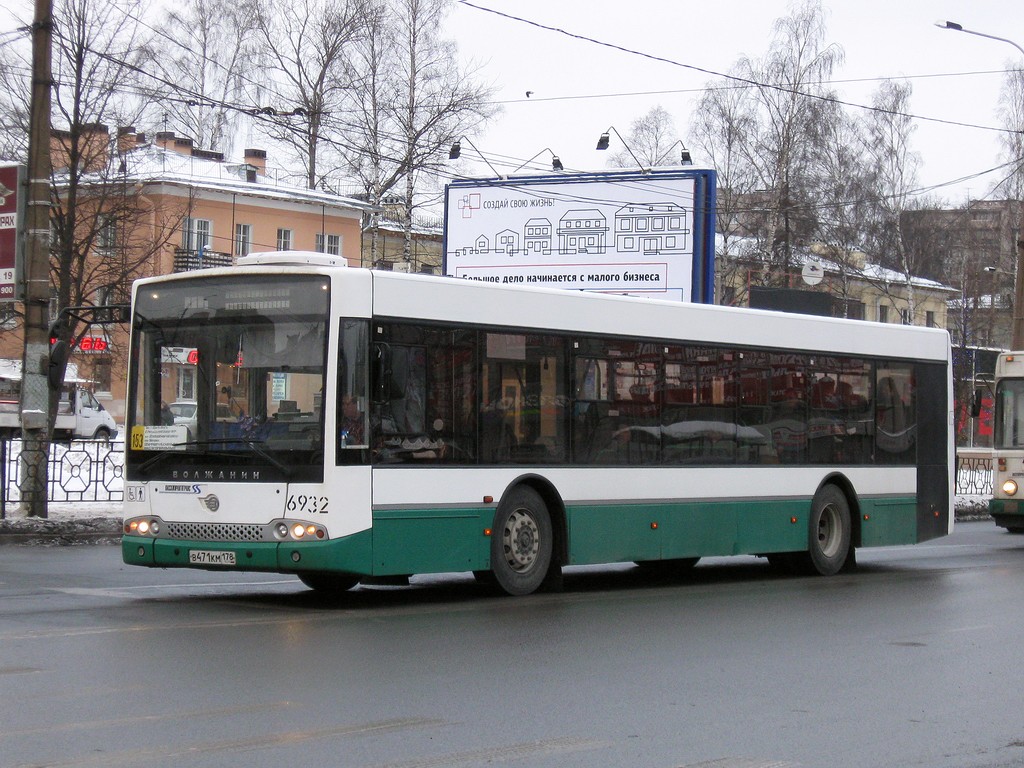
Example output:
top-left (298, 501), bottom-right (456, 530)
top-left (136, 438), bottom-right (292, 477)
top-left (176, 438), bottom-right (293, 477)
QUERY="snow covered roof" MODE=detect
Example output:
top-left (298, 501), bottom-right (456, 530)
top-left (62, 144), bottom-right (374, 215)
top-left (0, 359), bottom-right (89, 383)
top-left (715, 233), bottom-right (955, 293)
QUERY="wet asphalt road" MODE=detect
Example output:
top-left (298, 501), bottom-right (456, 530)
top-left (2, 520), bottom-right (1023, 768)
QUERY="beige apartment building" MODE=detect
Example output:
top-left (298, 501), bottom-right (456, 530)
top-left (0, 126), bottom-right (373, 423)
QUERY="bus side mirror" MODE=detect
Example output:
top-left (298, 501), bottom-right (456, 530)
top-left (970, 389), bottom-right (984, 418)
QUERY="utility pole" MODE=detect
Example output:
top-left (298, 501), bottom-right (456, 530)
top-left (19, 0), bottom-right (53, 518)
top-left (1014, 238), bottom-right (1024, 350)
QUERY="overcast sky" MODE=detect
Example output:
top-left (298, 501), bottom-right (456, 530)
top-left (445, 0), bottom-right (1024, 206)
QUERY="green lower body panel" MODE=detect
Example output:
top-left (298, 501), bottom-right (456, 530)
top-left (371, 507), bottom-right (493, 575)
top-left (122, 494), bottom-right (924, 579)
top-left (990, 499), bottom-right (1024, 531)
top-left (859, 496), bottom-right (918, 546)
top-left (565, 499), bottom-right (811, 565)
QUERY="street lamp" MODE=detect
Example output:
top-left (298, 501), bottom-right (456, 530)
top-left (447, 136), bottom-right (504, 178)
top-left (508, 147), bottom-right (564, 175)
top-left (937, 21), bottom-right (1024, 349)
top-left (595, 126), bottom-right (648, 172)
top-left (934, 20), bottom-right (1024, 57)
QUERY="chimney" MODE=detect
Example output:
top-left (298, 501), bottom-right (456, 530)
top-left (116, 126), bottom-right (136, 155)
top-left (155, 131), bottom-right (175, 150)
top-left (244, 148), bottom-right (267, 176)
top-left (49, 123), bottom-right (110, 173)
top-left (173, 136), bottom-right (194, 156)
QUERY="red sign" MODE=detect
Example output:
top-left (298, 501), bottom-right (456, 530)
top-left (77, 336), bottom-right (108, 352)
top-left (0, 164), bottom-right (22, 302)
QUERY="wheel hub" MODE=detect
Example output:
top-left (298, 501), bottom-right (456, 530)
top-left (503, 508), bottom-right (539, 571)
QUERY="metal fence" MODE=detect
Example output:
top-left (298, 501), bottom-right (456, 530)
top-left (955, 449), bottom-right (993, 496)
top-left (0, 438), bottom-right (124, 517)
top-left (0, 436), bottom-right (996, 518)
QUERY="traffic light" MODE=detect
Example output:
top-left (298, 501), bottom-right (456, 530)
top-left (48, 319), bottom-right (70, 391)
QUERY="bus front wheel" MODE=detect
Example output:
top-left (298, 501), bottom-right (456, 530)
top-left (491, 486), bottom-right (553, 596)
top-left (799, 484), bottom-right (852, 576)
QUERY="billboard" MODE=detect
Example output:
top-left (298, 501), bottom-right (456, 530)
top-left (0, 164), bottom-right (24, 303)
top-left (443, 168), bottom-right (716, 303)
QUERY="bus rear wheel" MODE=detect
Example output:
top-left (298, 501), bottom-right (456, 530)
top-left (491, 486), bottom-right (553, 596)
top-left (298, 572), bottom-right (360, 594)
top-left (797, 484), bottom-right (852, 576)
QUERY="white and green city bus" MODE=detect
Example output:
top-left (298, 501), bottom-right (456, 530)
top-left (986, 351), bottom-right (1024, 532)
top-left (122, 251), bottom-right (953, 595)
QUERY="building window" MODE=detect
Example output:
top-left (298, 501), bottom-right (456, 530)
top-left (900, 308), bottom-right (912, 325)
top-left (315, 233), bottom-right (342, 256)
top-left (235, 223), bottom-right (252, 256)
top-left (97, 214), bottom-right (116, 251)
top-left (95, 357), bottom-right (112, 394)
top-left (277, 228), bottom-right (293, 251)
top-left (926, 310), bottom-right (936, 328)
top-left (878, 304), bottom-right (889, 323)
top-left (182, 218), bottom-right (212, 252)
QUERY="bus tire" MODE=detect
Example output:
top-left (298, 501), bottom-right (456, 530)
top-left (491, 485), bottom-right (553, 596)
top-left (298, 572), bottom-right (360, 594)
top-left (799, 484), bottom-right (851, 576)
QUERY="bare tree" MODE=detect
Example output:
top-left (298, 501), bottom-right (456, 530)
top-left (248, 0), bottom-right (371, 189)
top-left (608, 106), bottom-right (681, 169)
top-left (147, 0), bottom-right (257, 156)
top-left (995, 60), bottom-right (1024, 202)
top-left (810, 100), bottom-right (874, 315)
top-left (735, 0), bottom-right (843, 281)
top-left (340, 0), bottom-right (496, 267)
top-left (691, 74), bottom-right (761, 305)
top-left (861, 79), bottom-right (923, 320)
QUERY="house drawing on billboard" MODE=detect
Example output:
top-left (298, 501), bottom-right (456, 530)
top-left (615, 202), bottom-right (690, 255)
top-left (524, 218), bottom-right (553, 255)
top-left (495, 228), bottom-right (520, 256)
top-left (474, 234), bottom-right (490, 254)
top-left (558, 209), bottom-right (608, 254)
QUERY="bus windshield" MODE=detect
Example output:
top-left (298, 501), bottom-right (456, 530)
top-left (126, 274), bottom-right (330, 481)
top-left (995, 378), bottom-right (1024, 449)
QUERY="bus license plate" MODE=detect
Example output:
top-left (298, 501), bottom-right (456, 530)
top-left (188, 550), bottom-right (236, 566)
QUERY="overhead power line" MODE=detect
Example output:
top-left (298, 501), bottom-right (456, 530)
top-left (457, 0), bottom-right (1024, 137)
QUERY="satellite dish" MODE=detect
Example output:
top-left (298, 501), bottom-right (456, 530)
top-left (802, 261), bottom-right (824, 286)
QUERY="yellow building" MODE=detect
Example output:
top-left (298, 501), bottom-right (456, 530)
top-left (0, 126), bottom-right (372, 423)
top-left (716, 237), bottom-right (955, 329)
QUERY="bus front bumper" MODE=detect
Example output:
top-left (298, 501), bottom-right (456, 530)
top-left (122, 529), bottom-right (373, 575)
top-left (989, 499), bottom-right (1024, 531)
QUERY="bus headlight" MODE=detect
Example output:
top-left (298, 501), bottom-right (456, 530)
top-left (124, 517), bottom-right (163, 537)
top-left (1002, 479), bottom-right (1019, 497)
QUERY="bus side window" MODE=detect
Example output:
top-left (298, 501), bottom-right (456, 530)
top-left (337, 320), bottom-right (369, 454)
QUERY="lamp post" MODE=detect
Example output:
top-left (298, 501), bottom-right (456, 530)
top-left (508, 148), bottom-right (564, 175)
top-left (936, 20), bottom-right (1024, 349)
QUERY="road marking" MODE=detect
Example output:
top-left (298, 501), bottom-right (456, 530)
top-left (47, 579), bottom-right (297, 598)
top-left (1, 701), bottom-right (296, 739)
top-left (20, 717), bottom-right (446, 768)
top-left (0, 666), bottom-right (42, 676)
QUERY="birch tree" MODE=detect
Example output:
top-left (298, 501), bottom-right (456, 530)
top-left (248, 0), bottom-right (371, 189)
top-left (148, 0), bottom-right (257, 156)
top-left (340, 0), bottom-right (495, 267)
top-left (861, 79), bottom-right (922, 320)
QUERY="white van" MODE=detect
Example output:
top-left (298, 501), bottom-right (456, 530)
top-left (0, 360), bottom-right (118, 440)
